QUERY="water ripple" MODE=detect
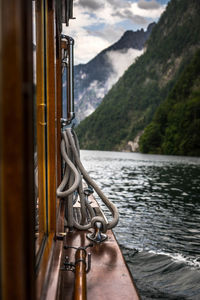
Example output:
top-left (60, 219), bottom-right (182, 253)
top-left (81, 150), bottom-right (200, 299)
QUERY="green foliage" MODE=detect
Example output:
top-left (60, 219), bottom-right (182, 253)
top-left (139, 123), bottom-right (162, 154)
top-left (140, 50), bottom-right (200, 156)
top-left (147, 0), bottom-right (200, 63)
top-left (76, 0), bottom-right (200, 155)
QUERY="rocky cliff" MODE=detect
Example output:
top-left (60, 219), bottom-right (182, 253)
top-left (74, 23), bottom-right (155, 123)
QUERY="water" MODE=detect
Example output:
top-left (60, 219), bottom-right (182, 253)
top-left (80, 150), bottom-right (200, 300)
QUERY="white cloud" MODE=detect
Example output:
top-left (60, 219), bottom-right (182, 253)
top-left (105, 48), bottom-right (144, 90)
top-left (77, 0), bottom-right (105, 11)
top-left (112, 9), bottom-right (148, 25)
top-left (138, 0), bottom-right (161, 10)
top-left (63, 0), bottom-right (166, 64)
top-left (90, 25), bottom-right (125, 44)
top-left (76, 34), bottom-right (110, 64)
top-left (76, 48), bottom-right (144, 120)
top-left (63, 5), bottom-right (111, 64)
top-left (83, 102), bottom-right (96, 117)
top-left (132, 1), bottom-right (165, 18)
top-left (107, 0), bottom-right (130, 9)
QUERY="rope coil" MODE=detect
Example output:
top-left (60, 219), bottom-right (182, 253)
top-left (56, 128), bottom-right (119, 233)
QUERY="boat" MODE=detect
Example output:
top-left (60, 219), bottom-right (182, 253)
top-left (0, 0), bottom-right (140, 299)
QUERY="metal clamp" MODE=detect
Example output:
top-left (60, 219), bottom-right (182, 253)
top-left (87, 221), bottom-right (108, 243)
top-left (84, 186), bottom-right (94, 204)
top-left (60, 117), bottom-right (76, 131)
top-left (84, 186), bottom-right (94, 197)
top-left (61, 244), bottom-right (93, 273)
top-left (60, 118), bottom-right (68, 127)
top-left (63, 255), bottom-right (75, 272)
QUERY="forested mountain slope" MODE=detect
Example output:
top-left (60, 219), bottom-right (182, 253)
top-left (76, 0), bottom-right (200, 152)
top-left (139, 49), bottom-right (200, 156)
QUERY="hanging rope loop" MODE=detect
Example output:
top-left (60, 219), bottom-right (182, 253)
top-left (56, 128), bottom-right (119, 237)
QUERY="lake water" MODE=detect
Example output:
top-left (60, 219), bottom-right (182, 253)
top-left (80, 150), bottom-right (200, 300)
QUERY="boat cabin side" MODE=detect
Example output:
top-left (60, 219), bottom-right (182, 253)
top-left (0, 1), bottom-right (140, 299)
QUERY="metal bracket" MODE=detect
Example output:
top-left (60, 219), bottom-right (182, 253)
top-left (87, 221), bottom-right (108, 243)
top-left (84, 186), bottom-right (94, 205)
top-left (84, 186), bottom-right (94, 197)
top-left (61, 244), bottom-right (93, 273)
top-left (62, 255), bottom-right (76, 272)
top-left (56, 232), bottom-right (67, 240)
top-left (60, 117), bottom-right (77, 131)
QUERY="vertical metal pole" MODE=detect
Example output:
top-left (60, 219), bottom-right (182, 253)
top-left (61, 35), bottom-right (75, 124)
top-left (67, 36), bottom-right (75, 122)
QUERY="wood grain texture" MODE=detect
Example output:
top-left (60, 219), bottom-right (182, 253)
top-left (0, 0), bottom-right (35, 299)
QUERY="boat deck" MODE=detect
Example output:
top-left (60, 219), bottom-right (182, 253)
top-left (44, 195), bottom-right (140, 300)
top-left (59, 229), bottom-right (140, 300)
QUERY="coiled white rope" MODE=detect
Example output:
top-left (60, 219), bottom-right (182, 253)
top-left (56, 128), bottom-right (119, 233)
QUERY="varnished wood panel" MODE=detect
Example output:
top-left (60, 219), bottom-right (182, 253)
top-left (36, 232), bottom-right (54, 300)
top-left (45, 201), bottom-right (65, 300)
top-left (0, 0), bottom-right (35, 299)
top-left (46, 0), bottom-right (57, 233)
top-left (35, 0), bottom-right (58, 298)
top-left (36, 0), bottom-right (47, 238)
top-left (56, 29), bottom-right (62, 213)
top-left (36, 201), bottom-right (65, 300)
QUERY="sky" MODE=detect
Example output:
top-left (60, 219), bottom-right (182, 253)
top-left (63, 0), bottom-right (170, 65)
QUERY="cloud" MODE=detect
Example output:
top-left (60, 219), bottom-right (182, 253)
top-left (75, 0), bottom-right (104, 11)
top-left (63, 5), bottom-right (110, 64)
top-left (63, 0), bottom-right (167, 64)
top-left (113, 10), bottom-right (148, 25)
top-left (138, 0), bottom-right (161, 10)
top-left (83, 104), bottom-right (96, 117)
top-left (76, 48), bottom-right (144, 120)
top-left (105, 48), bottom-right (144, 90)
top-left (107, 0), bottom-right (130, 9)
top-left (132, 1), bottom-right (165, 18)
top-left (74, 34), bottom-right (110, 64)
top-left (90, 25), bottom-right (125, 44)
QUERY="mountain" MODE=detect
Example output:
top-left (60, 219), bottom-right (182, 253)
top-left (76, 0), bottom-right (200, 154)
top-left (74, 23), bottom-right (155, 123)
top-left (139, 49), bottom-right (200, 156)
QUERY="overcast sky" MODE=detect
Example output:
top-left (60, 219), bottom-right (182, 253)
top-left (62, 0), bottom-right (170, 65)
